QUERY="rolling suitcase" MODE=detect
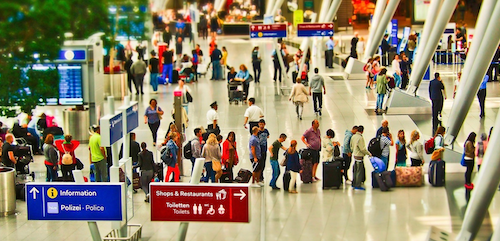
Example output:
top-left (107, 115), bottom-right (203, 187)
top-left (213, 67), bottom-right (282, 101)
top-left (429, 160), bottom-right (445, 187)
top-left (132, 171), bottom-right (141, 190)
top-left (300, 159), bottom-right (313, 183)
top-left (155, 163), bottom-right (164, 182)
top-left (235, 169), bottom-right (252, 183)
top-left (220, 171), bottom-right (232, 183)
top-left (170, 70), bottom-right (179, 83)
top-left (394, 166), bottom-right (423, 187)
top-left (322, 160), bottom-right (343, 189)
top-left (372, 171), bottom-right (392, 191)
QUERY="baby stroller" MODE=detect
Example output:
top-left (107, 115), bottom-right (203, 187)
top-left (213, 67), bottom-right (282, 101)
top-left (13, 139), bottom-right (35, 181)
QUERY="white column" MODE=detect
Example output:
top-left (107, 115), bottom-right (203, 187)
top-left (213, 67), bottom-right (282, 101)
top-left (444, 0), bottom-right (497, 145)
top-left (413, 0), bottom-right (444, 64)
top-left (364, 0), bottom-right (387, 60)
top-left (318, 0), bottom-right (333, 24)
top-left (271, 0), bottom-right (286, 18)
top-left (406, 0), bottom-right (459, 95)
top-left (364, 0), bottom-right (401, 58)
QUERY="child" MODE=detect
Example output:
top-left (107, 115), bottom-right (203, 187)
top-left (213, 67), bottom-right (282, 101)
top-left (268, 133), bottom-right (288, 189)
top-left (395, 130), bottom-right (407, 167)
top-left (257, 119), bottom-right (270, 182)
top-left (476, 133), bottom-right (488, 170)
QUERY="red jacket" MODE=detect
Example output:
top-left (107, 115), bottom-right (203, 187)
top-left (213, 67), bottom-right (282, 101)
top-left (221, 140), bottom-right (239, 166)
top-left (55, 140), bottom-right (80, 165)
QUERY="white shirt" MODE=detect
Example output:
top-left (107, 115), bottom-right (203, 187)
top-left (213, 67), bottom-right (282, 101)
top-left (391, 59), bottom-right (401, 74)
top-left (244, 105), bottom-right (264, 122)
top-left (206, 109), bottom-right (219, 125)
top-left (356, 41), bottom-right (365, 54)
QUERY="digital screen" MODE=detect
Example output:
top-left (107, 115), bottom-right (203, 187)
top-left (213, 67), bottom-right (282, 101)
top-left (27, 64), bottom-right (83, 105)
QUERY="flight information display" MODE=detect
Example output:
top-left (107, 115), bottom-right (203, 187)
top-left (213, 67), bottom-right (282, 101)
top-left (30, 64), bottom-right (83, 105)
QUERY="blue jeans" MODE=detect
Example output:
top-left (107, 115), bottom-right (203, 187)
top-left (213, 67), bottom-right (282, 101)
top-left (162, 64), bottom-right (173, 83)
top-left (394, 73), bottom-right (401, 88)
top-left (150, 73), bottom-right (158, 91)
top-left (212, 60), bottom-right (221, 80)
top-left (380, 155), bottom-right (389, 171)
top-left (376, 94), bottom-right (385, 110)
top-left (45, 165), bottom-right (57, 182)
top-left (270, 160), bottom-right (280, 188)
top-left (204, 161), bottom-right (216, 183)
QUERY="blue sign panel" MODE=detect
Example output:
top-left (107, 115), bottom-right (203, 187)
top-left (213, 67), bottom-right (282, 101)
top-left (126, 103), bottom-right (139, 133)
top-left (250, 24), bottom-right (287, 39)
top-left (57, 50), bottom-right (87, 61)
top-left (26, 183), bottom-right (124, 221)
top-left (297, 23), bottom-right (334, 37)
top-left (109, 113), bottom-right (123, 145)
top-left (391, 19), bottom-right (398, 48)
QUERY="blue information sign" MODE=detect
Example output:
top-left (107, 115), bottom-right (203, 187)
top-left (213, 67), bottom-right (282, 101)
top-left (57, 50), bottom-right (87, 61)
top-left (391, 19), bottom-right (398, 48)
top-left (109, 113), bottom-right (123, 145)
top-left (250, 24), bottom-right (287, 39)
top-left (26, 183), bottom-right (124, 221)
top-left (126, 103), bottom-right (139, 133)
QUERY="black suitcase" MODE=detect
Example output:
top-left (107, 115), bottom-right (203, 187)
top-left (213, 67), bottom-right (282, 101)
top-left (220, 171), bottom-right (233, 183)
top-left (171, 69), bottom-right (179, 83)
top-left (155, 163), bottom-right (164, 181)
top-left (323, 160), bottom-right (343, 189)
top-left (372, 171), bottom-right (392, 191)
top-left (300, 159), bottom-right (313, 183)
top-left (429, 160), bottom-right (445, 187)
top-left (235, 169), bottom-right (252, 183)
top-left (283, 171), bottom-right (297, 191)
top-left (16, 183), bottom-right (26, 201)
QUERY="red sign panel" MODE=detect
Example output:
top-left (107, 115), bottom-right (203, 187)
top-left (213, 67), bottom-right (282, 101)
top-left (150, 183), bottom-right (250, 223)
top-left (250, 23), bottom-right (287, 32)
top-left (297, 23), bottom-right (334, 30)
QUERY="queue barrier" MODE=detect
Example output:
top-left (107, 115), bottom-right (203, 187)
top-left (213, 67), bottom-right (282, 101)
top-left (103, 224), bottom-right (142, 241)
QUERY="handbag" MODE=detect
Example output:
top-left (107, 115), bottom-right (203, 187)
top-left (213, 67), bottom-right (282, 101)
top-left (61, 144), bottom-right (73, 165)
top-left (460, 153), bottom-right (466, 167)
top-left (212, 159), bottom-right (222, 172)
top-left (156, 107), bottom-right (162, 120)
top-left (186, 91), bottom-right (193, 102)
top-left (280, 153), bottom-right (288, 166)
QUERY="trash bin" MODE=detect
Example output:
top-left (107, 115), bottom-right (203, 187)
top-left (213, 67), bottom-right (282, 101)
top-left (104, 73), bottom-right (127, 100)
top-left (63, 108), bottom-right (90, 143)
top-left (0, 167), bottom-right (16, 216)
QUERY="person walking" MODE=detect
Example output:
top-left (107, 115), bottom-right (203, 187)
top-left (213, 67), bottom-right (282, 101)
top-left (350, 33), bottom-right (359, 58)
top-left (174, 79), bottom-right (192, 113)
top-left (289, 78), bottom-right (309, 120)
top-left (243, 98), bottom-right (264, 134)
top-left (375, 68), bottom-right (389, 114)
top-left (251, 46), bottom-right (262, 82)
top-left (89, 126), bottom-right (108, 182)
top-left (350, 125), bottom-right (371, 190)
top-left (309, 68), bottom-right (326, 116)
top-left (125, 55), bottom-right (135, 93)
top-left (342, 126), bottom-right (358, 183)
top-left (190, 128), bottom-right (203, 174)
top-left (476, 133), bottom-right (488, 170)
top-left (210, 44), bottom-right (222, 80)
top-left (463, 132), bottom-right (476, 190)
top-left (301, 119), bottom-right (321, 181)
top-left (149, 51), bottom-right (159, 93)
top-left (137, 142), bottom-right (155, 202)
top-left (285, 140), bottom-right (301, 194)
top-left (165, 133), bottom-right (180, 182)
top-left (429, 73), bottom-right (447, 134)
top-left (407, 130), bottom-right (425, 166)
top-left (43, 134), bottom-right (58, 182)
top-left (206, 101), bottom-right (220, 136)
top-left (130, 54), bottom-right (147, 95)
top-left (269, 133), bottom-right (287, 189)
top-left (249, 127), bottom-right (263, 187)
top-left (477, 74), bottom-right (488, 118)
top-left (144, 99), bottom-right (164, 146)
top-left (161, 45), bottom-right (174, 83)
top-left (222, 131), bottom-right (239, 182)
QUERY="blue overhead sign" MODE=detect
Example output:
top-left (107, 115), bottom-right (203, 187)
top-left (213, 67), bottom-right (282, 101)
top-left (100, 112), bottom-right (123, 146)
top-left (391, 19), bottom-right (399, 47)
top-left (26, 183), bottom-right (124, 221)
top-left (250, 24), bottom-right (287, 38)
top-left (126, 103), bottom-right (139, 133)
top-left (297, 23), bottom-right (334, 37)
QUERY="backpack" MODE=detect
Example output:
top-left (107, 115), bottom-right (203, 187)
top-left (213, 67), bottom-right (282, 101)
top-left (183, 139), bottom-right (193, 159)
top-left (424, 137), bottom-right (435, 154)
top-left (387, 76), bottom-right (396, 89)
top-left (333, 145), bottom-right (341, 157)
top-left (161, 147), bottom-right (174, 165)
top-left (368, 137), bottom-right (383, 158)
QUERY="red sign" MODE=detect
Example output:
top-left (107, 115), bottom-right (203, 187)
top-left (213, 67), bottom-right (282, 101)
top-left (297, 23), bottom-right (334, 30)
top-left (250, 23), bottom-right (287, 32)
top-left (150, 183), bottom-right (250, 223)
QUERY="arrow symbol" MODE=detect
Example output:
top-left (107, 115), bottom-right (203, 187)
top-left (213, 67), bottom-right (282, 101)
top-left (328, 24), bottom-right (333, 28)
top-left (251, 33), bottom-right (255, 37)
top-left (234, 190), bottom-right (246, 200)
top-left (321, 32), bottom-right (326, 36)
top-left (251, 25), bottom-right (255, 30)
top-left (329, 31), bottom-right (333, 35)
top-left (30, 187), bottom-right (40, 200)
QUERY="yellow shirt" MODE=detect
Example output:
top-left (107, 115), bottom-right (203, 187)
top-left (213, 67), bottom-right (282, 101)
top-left (221, 51), bottom-right (228, 65)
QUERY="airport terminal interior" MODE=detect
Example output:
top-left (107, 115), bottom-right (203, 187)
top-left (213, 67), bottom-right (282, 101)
top-left (2, 0), bottom-right (500, 240)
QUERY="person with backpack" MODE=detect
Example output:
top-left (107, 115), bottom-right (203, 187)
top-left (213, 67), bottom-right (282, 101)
top-left (202, 133), bottom-right (222, 183)
top-left (222, 132), bottom-right (239, 182)
top-left (379, 127), bottom-right (393, 170)
top-left (251, 46), bottom-right (262, 83)
top-left (137, 142), bottom-right (155, 202)
top-left (342, 126), bottom-right (358, 183)
top-left (375, 68), bottom-right (389, 115)
top-left (322, 129), bottom-right (340, 162)
top-left (463, 132), bottom-right (476, 190)
top-left (407, 130), bottom-right (425, 166)
top-left (476, 133), bottom-right (488, 170)
top-left (55, 134), bottom-right (80, 181)
top-left (191, 50), bottom-right (199, 82)
top-left (188, 128), bottom-right (203, 174)
top-left (350, 126), bottom-right (372, 190)
top-left (164, 132), bottom-right (180, 182)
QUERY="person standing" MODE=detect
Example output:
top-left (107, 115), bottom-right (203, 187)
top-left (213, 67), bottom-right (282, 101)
top-left (175, 37), bottom-right (183, 60)
top-left (161, 45), bottom-right (174, 83)
top-left (289, 78), bottom-right (309, 120)
top-left (477, 74), bottom-right (489, 118)
top-left (392, 55), bottom-right (402, 88)
top-left (379, 127), bottom-right (393, 170)
top-left (301, 120), bottom-right (321, 181)
top-left (144, 99), bottom-right (164, 146)
top-left (395, 130), bottom-right (408, 167)
top-left (463, 132), bottom-right (476, 190)
top-left (190, 128), bottom-right (203, 174)
top-left (206, 101), bottom-right (220, 136)
top-left (222, 132), bottom-right (239, 182)
top-left (325, 36), bottom-right (335, 68)
top-left (202, 133), bottom-right (222, 183)
top-left (210, 44), bottom-right (222, 80)
top-left (309, 68), bottom-right (326, 116)
top-left (55, 134), bottom-right (80, 181)
top-left (130, 58), bottom-right (147, 95)
top-left (375, 68), bottom-right (389, 115)
top-left (174, 79), bottom-right (192, 113)
top-left (400, 54), bottom-right (410, 90)
top-left (89, 126), bottom-right (108, 182)
top-left (350, 33), bottom-right (359, 58)
top-left (364, 58), bottom-right (374, 89)
top-left (342, 126), bottom-right (358, 183)
top-left (257, 119), bottom-right (270, 182)
top-left (429, 73), bottom-right (447, 134)
top-left (137, 142), bottom-right (155, 202)
top-left (210, 13), bottom-right (219, 39)
top-left (285, 140), bottom-right (301, 194)
top-left (322, 129), bottom-right (340, 162)
top-left (221, 46), bottom-right (228, 80)
top-left (249, 127), bottom-right (263, 187)
top-left (125, 55), bottom-right (135, 94)
top-left (163, 25), bottom-right (172, 45)
top-left (476, 133), bottom-right (488, 170)
top-left (43, 134), bottom-right (58, 182)
top-left (272, 46), bottom-right (285, 82)
top-left (149, 51), bottom-right (159, 93)
top-left (165, 133), bottom-right (181, 182)
top-left (407, 130), bottom-right (425, 166)
top-left (199, 15), bottom-right (208, 40)
top-left (350, 125), bottom-right (371, 190)
top-left (251, 46), bottom-right (262, 83)
top-left (191, 49), bottom-right (199, 82)
top-left (1, 134), bottom-right (17, 168)
top-left (269, 133), bottom-right (287, 190)
top-left (243, 98), bottom-right (264, 134)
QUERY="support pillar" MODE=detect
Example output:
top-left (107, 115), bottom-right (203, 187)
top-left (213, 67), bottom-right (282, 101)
top-left (406, 0), bottom-right (459, 96)
top-left (364, 0), bottom-right (387, 60)
top-left (365, 0), bottom-right (401, 59)
top-left (271, 0), bottom-right (286, 19)
top-left (444, 0), bottom-right (498, 145)
top-left (413, 0), bottom-right (444, 64)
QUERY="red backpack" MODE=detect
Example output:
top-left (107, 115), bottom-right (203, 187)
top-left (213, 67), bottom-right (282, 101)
top-left (387, 76), bottom-right (395, 89)
top-left (424, 137), bottom-right (435, 154)
top-left (363, 64), bottom-right (369, 72)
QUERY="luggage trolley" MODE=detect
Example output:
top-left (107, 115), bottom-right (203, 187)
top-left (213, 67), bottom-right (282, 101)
top-left (13, 138), bottom-right (35, 181)
top-left (227, 81), bottom-right (245, 104)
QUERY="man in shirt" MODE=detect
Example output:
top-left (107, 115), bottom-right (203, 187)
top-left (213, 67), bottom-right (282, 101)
top-left (342, 126), bottom-right (358, 184)
top-left (350, 125), bottom-right (371, 190)
top-left (301, 119), bottom-right (321, 181)
top-left (392, 54), bottom-right (401, 88)
top-left (149, 51), bottom-right (159, 93)
top-left (309, 68), bottom-right (326, 116)
top-left (162, 25), bottom-right (172, 45)
top-left (243, 98), bottom-right (264, 134)
top-left (249, 127), bottom-right (263, 187)
top-left (190, 128), bottom-right (203, 174)
top-left (257, 119), bottom-right (269, 182)
top-left (130, 56), bottom-right (147, 95)
top-left (269, 133), bottom-right (287, 190)
top-left (1, 134), bottom-right (17, 168)
top-left (325, 37), bottom-right (335, 68)
top-left (272, 47), bottom-right (285, 82)
top-left (119, 132), bottom-right (141, 165)
top-left (477, 74), bottom-right (489, 118)
top-left (210, 44), bottom-right (222, 80)
top-left (89, 126), bottom-right (108, 182)
top-left (161, 45), bottom-right (174, 83)
top-left (380, 127), bottom-right (393, 170)
top-left (400, 53), bottom-right (410, 90)
top-left (429, 73), bottom-right (447, 134)
top-left (206, 101), bottom-right (220, 136)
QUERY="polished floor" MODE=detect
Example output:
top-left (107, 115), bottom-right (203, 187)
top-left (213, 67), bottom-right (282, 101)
top-left (2, 35), bottom-right (500, 241)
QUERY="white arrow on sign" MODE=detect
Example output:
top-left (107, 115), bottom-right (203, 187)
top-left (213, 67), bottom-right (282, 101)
top-left (251, 25), bottom-right (255, 30)
top-left (251, 33), bottom-right (256, 37)
top-left (321, 32), bottom-right (326, 36)
top-left (328, 31), bottom-right (333, 35)
top-left (328, 24), bottom-right (333, 28)
top-left (30, 187), bottom-right (40, 200)
top-left (321, 24), bottom-right (326, 28)
top-left (234, 190), bottom-right (246, 200)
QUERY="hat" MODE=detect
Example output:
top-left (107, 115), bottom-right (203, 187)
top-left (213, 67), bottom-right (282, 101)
top-left (210, 101), bottom-right (217, 107)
